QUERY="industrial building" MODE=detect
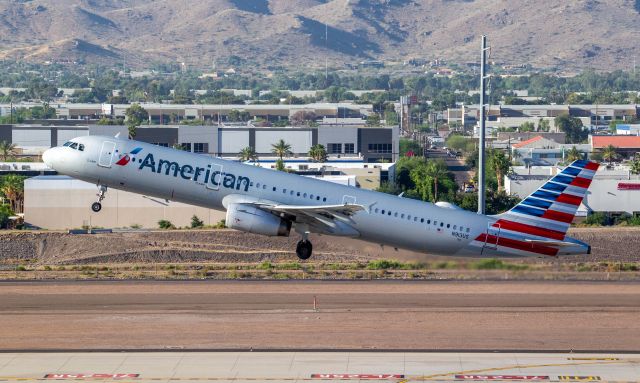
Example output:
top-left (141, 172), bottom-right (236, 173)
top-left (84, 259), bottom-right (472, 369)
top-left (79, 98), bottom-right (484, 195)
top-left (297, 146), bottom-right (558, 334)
top-left (0, 102), bottom-right (374, 123)
top-left (1, 124), bottom-right (400, 163)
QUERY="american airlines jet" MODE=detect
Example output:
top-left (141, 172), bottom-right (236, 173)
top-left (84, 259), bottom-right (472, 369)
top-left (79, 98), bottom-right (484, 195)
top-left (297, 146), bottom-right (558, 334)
top-left (42, 135), bottom-right (598, 259)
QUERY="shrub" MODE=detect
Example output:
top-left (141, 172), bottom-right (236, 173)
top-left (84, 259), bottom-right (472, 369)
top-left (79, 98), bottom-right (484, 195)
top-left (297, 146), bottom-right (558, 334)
top-left (130, 223), bottom-right (142, 229)
top-left (470, 258), bottom-right (529, 271)
top-left (583, 212), bottom-right (608, 226)
top-left (213, 219), bottom-right (226, 229)
top-left (366, 259), bottom-right (405, 270)
top-left (158, 219), bottom-right (176, 229)
top-left (190, 215), bottom-right (204, 229)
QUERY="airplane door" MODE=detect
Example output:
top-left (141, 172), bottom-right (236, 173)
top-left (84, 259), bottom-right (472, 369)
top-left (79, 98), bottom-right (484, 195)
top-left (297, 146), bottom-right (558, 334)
top-left (482, 223), bottom-right (501, 254)
top-left (98, 141), bottom-right (116, 168)
top-left (342, 195), bottom-right (356, 205)
top-left (206, 163), bottom-right (223, 191)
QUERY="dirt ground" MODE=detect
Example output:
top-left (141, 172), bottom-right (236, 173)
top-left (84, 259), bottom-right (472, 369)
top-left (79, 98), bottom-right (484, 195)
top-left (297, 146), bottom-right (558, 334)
top-left (0, 280), bottom-right (638, 351)
top-left (0, 227), bottom-right (639, 265)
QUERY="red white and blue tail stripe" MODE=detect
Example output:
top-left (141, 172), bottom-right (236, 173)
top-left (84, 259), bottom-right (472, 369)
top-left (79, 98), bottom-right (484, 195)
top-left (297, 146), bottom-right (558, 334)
top-left (470, 160), bottom-right (599, 257)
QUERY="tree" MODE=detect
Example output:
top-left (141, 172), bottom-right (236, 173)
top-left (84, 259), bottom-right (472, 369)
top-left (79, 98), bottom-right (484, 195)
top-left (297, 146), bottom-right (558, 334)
top-left (271, 139), bottom-right (292, 160)
top-left (519, 121), bottom-right (535, 132)
top-left (366, 113), bottom-right (381, 126)
top-left (538, 118), bottom-right (550, 132)
top-left (490, 150), bottom-right (511, 191)
top-left (290, 111), bottom-right (317, 126)
top-left (125, 104), bottom-right (148, 139)
top-left (565, 146), bottom-right (583, 162)
top-left (0, 204), bottom-right (11, 229)
top-left (399, 138), bottom-right (421, 157)
top-left (410, 159), bottom-right (454, 202)
top-left (238, 146), bottom-right (258, 162)
top-left (630, 159), bottom-right (640, 175)
top-left (0, 174), bottom-right (25, 213)
top-left (158, 219), bottom-right (176, 229)
top-left (601, 144), bottom-right (618, 165)
top-left (0, 141), bottom-right (17, 161)
top-left (275, 158), bottom-right (286, 171)
top-left (308, 144), bottom-right (327, 162)
top-left (555, 115), bottom-right (587, 144)
top-left (190, 215), bottom-right (204, 229)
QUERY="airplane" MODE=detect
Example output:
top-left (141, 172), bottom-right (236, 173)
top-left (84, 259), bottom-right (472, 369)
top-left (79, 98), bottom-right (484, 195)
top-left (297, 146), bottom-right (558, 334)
top-left (42, 135), bottom-right (598, 260)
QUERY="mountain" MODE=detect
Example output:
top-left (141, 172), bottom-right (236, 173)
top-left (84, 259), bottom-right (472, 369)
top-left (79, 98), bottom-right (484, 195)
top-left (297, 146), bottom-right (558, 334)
top-left (0, 0), bottom-right (639, 71)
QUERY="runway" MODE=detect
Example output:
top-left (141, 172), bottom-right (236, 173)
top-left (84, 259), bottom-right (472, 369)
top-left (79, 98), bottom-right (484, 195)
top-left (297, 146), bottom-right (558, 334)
top-left (0, 352), bottom-right (638, 382)
top-left (0, 281), bottom-right (638, 351)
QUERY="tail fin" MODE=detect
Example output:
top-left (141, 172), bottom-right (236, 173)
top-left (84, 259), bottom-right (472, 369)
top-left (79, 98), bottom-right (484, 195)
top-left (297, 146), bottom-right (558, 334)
top-left (494, 160), bottom-right (599, 239)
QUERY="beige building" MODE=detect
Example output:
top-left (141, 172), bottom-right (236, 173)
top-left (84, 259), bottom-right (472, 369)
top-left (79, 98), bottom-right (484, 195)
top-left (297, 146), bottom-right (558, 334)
top-left (25, 176), bottom-right (226, 230)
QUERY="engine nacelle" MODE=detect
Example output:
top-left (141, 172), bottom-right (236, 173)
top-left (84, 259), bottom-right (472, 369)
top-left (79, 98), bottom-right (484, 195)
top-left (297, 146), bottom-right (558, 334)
top-left (225, 203), bottom-right (291, 237)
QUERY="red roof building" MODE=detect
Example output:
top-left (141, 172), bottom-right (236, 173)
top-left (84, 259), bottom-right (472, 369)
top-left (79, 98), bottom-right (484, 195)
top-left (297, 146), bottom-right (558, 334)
top-left (590, 135), bottom-right (640, 149)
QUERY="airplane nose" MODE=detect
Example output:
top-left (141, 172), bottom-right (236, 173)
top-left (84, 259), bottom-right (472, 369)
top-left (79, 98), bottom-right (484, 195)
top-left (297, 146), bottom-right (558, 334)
top-left (43, 148), bottom-right (55, 168)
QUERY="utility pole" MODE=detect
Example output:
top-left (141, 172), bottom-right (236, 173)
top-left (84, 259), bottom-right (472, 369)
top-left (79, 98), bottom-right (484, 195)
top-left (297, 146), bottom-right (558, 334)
top-left (478, 35), bottom-right (489, 215)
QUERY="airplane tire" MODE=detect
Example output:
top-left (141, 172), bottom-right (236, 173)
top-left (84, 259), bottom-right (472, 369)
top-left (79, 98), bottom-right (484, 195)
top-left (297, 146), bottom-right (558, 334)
top-left (91, 202), bottom-right (102, 213)
top-left (296, 240), bottom-right (313, 260)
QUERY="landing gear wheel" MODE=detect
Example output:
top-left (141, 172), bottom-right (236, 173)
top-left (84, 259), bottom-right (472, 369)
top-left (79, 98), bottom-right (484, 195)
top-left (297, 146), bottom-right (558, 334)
top-left (91, 202), bottom-right (102, 212)
top-left (296, 240), bottom-right (313, 260)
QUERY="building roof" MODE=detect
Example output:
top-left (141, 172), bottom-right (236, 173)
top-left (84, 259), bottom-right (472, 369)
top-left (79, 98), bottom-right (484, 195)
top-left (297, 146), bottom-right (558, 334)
top-left (512, 135), bottom-right (544, 148)
top-left (591, 135), bottom-right (640, 149)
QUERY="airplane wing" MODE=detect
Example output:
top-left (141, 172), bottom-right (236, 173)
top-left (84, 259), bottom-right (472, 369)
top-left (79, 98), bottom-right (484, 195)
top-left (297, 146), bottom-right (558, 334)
top-left (255, 202), bottom-right (365, 237)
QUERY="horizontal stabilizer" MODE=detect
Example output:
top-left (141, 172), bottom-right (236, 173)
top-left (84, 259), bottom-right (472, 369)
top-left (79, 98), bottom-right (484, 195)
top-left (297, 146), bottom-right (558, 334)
top-left (523, 239), bottom-right (579, 247)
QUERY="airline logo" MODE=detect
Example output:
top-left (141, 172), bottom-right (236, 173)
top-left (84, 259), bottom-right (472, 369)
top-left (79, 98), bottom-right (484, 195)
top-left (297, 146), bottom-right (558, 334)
top-left (116, 147), bottom-right (143, 166)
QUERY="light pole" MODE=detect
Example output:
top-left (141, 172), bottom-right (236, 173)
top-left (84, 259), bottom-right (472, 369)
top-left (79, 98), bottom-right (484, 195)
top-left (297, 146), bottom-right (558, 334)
top-left (478, 35), bottom-right (489, 215)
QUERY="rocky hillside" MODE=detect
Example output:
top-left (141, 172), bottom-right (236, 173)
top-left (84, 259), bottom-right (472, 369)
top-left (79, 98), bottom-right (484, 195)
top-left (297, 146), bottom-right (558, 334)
top-left (1, 0), bottom-right (639, 71)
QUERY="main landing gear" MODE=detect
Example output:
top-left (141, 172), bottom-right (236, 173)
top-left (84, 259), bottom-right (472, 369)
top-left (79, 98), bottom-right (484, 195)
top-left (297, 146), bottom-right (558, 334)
top-left (91, 185), bottom-right (107, 212)
top-left (295, 227), bottom-right (313, 260)
top-left (296, 239), bottom-right (313, 260)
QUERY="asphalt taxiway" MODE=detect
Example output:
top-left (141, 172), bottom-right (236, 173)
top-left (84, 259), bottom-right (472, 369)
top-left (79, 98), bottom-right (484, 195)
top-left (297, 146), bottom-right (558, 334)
top-left (0, 352), bottom-right (638, 382)
top-left (0, 281), bottom-right (638, 351)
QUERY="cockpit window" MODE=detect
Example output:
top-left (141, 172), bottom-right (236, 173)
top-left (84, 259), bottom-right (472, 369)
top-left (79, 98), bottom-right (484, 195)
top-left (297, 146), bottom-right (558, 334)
top-left (63, 141), bottom-right (73, 147)
top-left (69, 142), bottom-right (78, 150)
top-left (78, 144), bottom-right (85, 151)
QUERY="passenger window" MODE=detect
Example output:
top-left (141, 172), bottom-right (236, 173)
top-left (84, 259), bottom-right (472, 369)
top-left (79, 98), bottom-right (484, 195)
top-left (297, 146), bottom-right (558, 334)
top-left (256, 183), bottom-right (261, 188)
top-left (263, 185), bottom-right (266, 190)
top-left (297, 192), bottom-right (301, 197)
top-left (316, 196), bottom-right (320, 201)
top-left (427, 220), bottom-right (431, 224)
top-left (283, 189), bottom-right (287, 193)
top-left (440, 222), bottom-right (444, 227)
top-left (401, 213), bottom-right (405, 218)
top-left (414, 217), bottom-right (417, 222)
top-left (447, 224), bottom-right (450, 228)
top-left (290, 190), bottom-right (294, 195)
top-left (78, 144), bottom-right (85, 151)
top-left (408, 215), bottom-right (411, 220)
top-left (434, 221), bottom-right (438, 225)
top-left (466, 228), bottom-right (470, 233)
top-left (303, 193), bottom-right (307, 198)
top-left (453, 225), bottom-right (457, 230)
top-left (375, 208), bottom-right (379, 213)
top-left (388, 211), bottom-right (392, 216)
top-left (381, 210), bottom-right (385, 214)
top-left (421, 218), bottom-right (424, 223)
top-left (394, 212), bottom-right (398, 217)
top-left (310, 194), bottom-right (314, 199)
top-left (273, 187), bottom-right (276, 191)
top-left (323, 197), bottom-right (327, 202)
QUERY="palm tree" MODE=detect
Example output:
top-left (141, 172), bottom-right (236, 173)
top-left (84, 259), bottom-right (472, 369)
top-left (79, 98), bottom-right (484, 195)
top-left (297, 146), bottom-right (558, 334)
top-left (0, 141), bottom-right (17, 161)
top-left (308, 144), bottom-right (327, 162)
top-left (238, 146), bottom-right (258, 162)
top-left (271, 139), bottom-right (292, 160)
top-left (601, 144), bottom-right (618, 165)
top-left (1, 174), bottom-right (24, 213)
top-left (490, 150), bottom-right (511, 190)
top-left (425, 161), bottom-right (450, 201)
top-left (565, 146), bottom-right (583, 162)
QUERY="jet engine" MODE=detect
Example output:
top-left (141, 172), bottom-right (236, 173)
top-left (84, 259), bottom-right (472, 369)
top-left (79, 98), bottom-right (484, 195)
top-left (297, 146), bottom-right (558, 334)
top-left (226, 203), bottom-right (291, 237)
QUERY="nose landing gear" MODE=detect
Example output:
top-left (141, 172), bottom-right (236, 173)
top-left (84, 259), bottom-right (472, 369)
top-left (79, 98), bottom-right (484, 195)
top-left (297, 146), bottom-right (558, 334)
top-left (91, 185), bottom-right (107, 212)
